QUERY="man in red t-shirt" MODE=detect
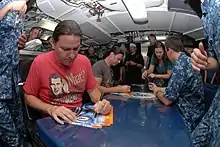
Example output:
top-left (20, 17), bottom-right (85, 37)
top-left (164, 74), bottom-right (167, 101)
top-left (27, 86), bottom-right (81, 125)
top-left (24, 20), bottom-right (112, 125)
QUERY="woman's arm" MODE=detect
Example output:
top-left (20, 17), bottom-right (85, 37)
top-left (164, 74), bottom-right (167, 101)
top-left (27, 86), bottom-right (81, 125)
top-left (155, 70), bottom-right (172, 79)
top-left (146, 65), bottom-right (155, 75)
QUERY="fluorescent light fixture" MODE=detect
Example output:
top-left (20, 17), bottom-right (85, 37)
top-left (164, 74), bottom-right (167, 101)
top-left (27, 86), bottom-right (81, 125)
top-left (122, 0), bottom-right (148, 24)
top-left (41, 34), bottom-right (51, 40)
top-left (156, 35), bottom-right (167, 40)
top-left (145, 35), bottom-right (167, 41)
top-left (38, 19), bottom-right (58, 32)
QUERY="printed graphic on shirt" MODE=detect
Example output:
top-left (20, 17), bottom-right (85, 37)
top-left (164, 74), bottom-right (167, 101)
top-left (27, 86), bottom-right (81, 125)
top-left (48, 70), bottom-right (86, 104)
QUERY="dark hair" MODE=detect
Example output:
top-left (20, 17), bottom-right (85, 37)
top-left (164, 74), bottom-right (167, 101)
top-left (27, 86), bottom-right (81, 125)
top-left (30, 27), bottom-right (41, 32)
top-left (148, 34), bottom-right (156, 39)
top-left (153, 41), bottom-right (168, 65)
top-left (165, 36), bottom-right (183, 52)
top-left (104, 46), bottom-right (124, 59)
top-left (53, 20), bottom-right (82, 43)
top-left (49, 73), bottom-right (61, 84)
top-left (47, 36), bottom-right (53, 41)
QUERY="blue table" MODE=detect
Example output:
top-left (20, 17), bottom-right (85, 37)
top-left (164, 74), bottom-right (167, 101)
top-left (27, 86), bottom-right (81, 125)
top-left (36, 97), bottom-right (193, 147)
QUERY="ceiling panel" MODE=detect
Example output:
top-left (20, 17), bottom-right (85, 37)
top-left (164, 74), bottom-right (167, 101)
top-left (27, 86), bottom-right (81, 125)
top-left (80, 22), bottom-right (111, 44)
top-left (108, 13), bottom-right (147, 32)
top-left (172, 13), bottom-right (202, 33)
top-left (37, 0), bottom-right (71, 18)
top-left (147, 11), bottom-right (173, 30)
top-left (59, 9), bottom-right (88, 25)
top-left (168, 0), bottom-right (197, 15)
top-left (187, 30), bottom-right (204, 40)
top-left (93, 17), bottom-right (119, 33)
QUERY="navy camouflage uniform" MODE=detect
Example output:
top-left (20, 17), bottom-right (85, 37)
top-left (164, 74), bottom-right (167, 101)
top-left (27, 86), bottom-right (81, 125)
top-left (164, 52), bottom-right (205, 133)
top-left (0, 0), bottom-right (26, 146)
top-left (192, 0), bottom-right (220, 147)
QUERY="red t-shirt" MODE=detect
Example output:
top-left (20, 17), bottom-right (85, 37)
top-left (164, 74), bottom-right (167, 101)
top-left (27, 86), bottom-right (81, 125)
top-left (24, 51), bottom-right (97, 109)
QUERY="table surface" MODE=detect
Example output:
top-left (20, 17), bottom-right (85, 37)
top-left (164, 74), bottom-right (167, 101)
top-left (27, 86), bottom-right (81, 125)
top-left (36, 96), bottom-right (193, 147)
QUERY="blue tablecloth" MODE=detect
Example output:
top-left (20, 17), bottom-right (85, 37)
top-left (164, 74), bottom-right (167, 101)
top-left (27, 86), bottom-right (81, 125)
top-left (36, 97), bottom-right (192, 147)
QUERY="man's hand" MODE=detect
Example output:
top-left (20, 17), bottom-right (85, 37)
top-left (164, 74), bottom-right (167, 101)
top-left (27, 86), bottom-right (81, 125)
top-left (129, 61), bottom-right (136, 66)
top-left (118, 85), bottom-right (131, 93)
top-left (142, 70), bottom-right (148, 79)
top-left (191, 42), bottom-right (208, 71)
top-left (47, 106), bottom-right (77, 125)
top-left (125, 61), bottom-right (130, 66)
top-left (18, 33), bottom-right (27, 50)
top-left (148, 73), bottom-right (156, 79)
top-left (94, 99), bottom-right (112, 115)
top-left (148, 82), bottom-right (158, 95)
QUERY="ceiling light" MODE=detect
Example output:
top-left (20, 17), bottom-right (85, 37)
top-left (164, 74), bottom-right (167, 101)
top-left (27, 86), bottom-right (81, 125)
top-left (38, 19), bottom-right (58, 32)
top-left (144, 35), bottom-right (168, 41)
top-left (122, 0), bottom-right (148, 24)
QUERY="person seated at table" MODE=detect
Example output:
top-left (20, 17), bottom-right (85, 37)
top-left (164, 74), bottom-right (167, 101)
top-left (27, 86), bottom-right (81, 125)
top-left (149, 36), bottom-right (205, 133)
top-left (142, 41), bottom-right (173, 87)
top-left (92, 46), bottom-right (131, 94)
top-left (87, 45), bottom-right (100, 65)
top-left (23, 20), bottom-right (112, 125)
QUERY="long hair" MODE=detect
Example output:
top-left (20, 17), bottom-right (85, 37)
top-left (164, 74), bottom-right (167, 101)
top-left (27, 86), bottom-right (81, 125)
top-left (153, 41), bottom-right (168, 65)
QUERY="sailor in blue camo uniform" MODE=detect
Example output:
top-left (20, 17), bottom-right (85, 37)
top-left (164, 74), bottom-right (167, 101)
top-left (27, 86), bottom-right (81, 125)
top-left (191, 0), bottom-right (220, 147)
top-left (149, 36), bottom-right (205, 134)
top-left (0, 0), bottom-right (27, 146)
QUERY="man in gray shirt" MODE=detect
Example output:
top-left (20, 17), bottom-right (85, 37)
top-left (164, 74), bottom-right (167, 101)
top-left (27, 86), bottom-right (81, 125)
top-left (93, 46), bottom-right (130, 94)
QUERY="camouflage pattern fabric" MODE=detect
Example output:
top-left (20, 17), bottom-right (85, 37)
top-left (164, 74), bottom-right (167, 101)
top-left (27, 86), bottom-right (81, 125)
top-left (192, 1), bottom-right (220, 147)
top-left (164, 53), bottom-right (205, 133)
top-left (0, 0), bottom-right (26, 146)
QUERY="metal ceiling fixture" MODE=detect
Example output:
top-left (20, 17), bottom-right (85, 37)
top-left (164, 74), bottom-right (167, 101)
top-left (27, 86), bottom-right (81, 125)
top-left (62, 0), bottom-right (106, 22)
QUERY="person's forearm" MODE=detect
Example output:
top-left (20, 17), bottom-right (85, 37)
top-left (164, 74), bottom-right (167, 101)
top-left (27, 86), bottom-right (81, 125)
top-left (146, 69), bottom-right (153, 75)
top-left (0, 3), bottom-right (12, 21)
top-left (88, 88), bottom-right (101, 103)
top-left (120, 67), bottom-right (123, 79)
top-left (206, 57), bottom-right (219, 70)
top-left (155, 74), bottom-right (171, 79)
top-left (155, 91), bottom-right (172, 106)
top-left (146, 57), bottom-right (150, 67)
top-left (24, 93), bottom-right (53, 114)
top-left (136, 63), bottom-right (143, 68)
top-left (100, 86), bottom-right (121, 93)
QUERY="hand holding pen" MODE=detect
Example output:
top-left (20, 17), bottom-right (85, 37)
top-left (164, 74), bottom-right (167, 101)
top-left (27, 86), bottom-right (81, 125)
top-left (94, 93), bottom-right (112, 117)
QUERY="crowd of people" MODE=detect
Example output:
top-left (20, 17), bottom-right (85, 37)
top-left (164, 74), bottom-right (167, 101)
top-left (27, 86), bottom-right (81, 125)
top-left (0, 0), bottom-right (220, 147)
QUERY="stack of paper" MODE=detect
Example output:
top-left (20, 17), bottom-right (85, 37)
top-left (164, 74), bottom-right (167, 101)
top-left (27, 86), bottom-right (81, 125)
top-left (112, 92), bottom-right (156, 100)
top-left (72, 104), bottom-right (113, 129)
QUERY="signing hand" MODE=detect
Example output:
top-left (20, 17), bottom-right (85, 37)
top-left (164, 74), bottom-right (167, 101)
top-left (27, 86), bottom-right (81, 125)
top-left (94, 99), bottom-right (112, 115)
top-left (18, 32), bottom-right (27, 50)
top-left (48, 106), bottom-right (77, 125)
top-left (191, 42), bottom-right (208, 72)
top-left (148, 73), bottom-right (157, 78)
top-left (142, 70), bottom-right (148, 79)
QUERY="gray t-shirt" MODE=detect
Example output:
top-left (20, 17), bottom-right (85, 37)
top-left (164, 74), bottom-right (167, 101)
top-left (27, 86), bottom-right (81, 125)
top-left (92, 60), bottom-right (114, 87)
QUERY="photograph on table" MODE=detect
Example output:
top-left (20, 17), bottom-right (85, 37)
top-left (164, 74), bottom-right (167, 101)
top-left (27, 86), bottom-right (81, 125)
top-left (72, 104), bottom-right (113, 128)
